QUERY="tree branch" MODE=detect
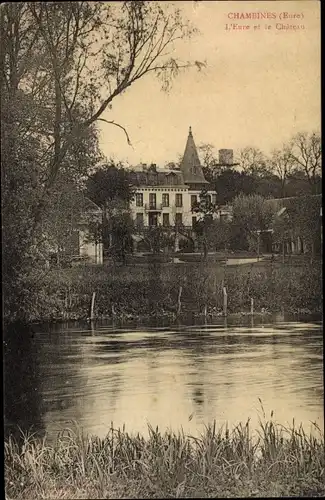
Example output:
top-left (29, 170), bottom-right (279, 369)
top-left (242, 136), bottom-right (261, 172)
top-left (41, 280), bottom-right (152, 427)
top-left (97, 118), bottom-right (132, 147)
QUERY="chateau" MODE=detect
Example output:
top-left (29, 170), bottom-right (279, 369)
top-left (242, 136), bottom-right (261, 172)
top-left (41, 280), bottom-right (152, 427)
top-left (129, 127), bottom-right (227, 231)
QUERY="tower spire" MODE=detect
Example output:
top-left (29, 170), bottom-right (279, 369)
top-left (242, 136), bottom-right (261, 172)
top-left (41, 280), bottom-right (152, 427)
top-left (179, 127), bottom-right (208, 185)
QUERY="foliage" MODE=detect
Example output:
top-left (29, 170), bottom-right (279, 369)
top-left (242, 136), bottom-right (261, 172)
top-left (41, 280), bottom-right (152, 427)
top-left (213, 169), bottom-right (258, 204)
top-left (213, 219), bottom-right (232, 251)
top-left (231, 194), bottom-right (277, 252)
top-left (86, 163), bottom-right (134, 261)
top-left (2, 257), bottom-right (321, 323)
top-left (192, 189), bottom-right (218, 258)
top-left (2, 2), bottom-right (199, 322)
top-left (5, 419), bottom-right (324, 499)
top-left (272, 195), bottom-right (322, 258)
top-left (86, 163), bottom-right (134, 207)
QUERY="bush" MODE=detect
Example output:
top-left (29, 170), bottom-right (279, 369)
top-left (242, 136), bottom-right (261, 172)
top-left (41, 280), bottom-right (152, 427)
top-left (6, 259), bottom-right (322, 323)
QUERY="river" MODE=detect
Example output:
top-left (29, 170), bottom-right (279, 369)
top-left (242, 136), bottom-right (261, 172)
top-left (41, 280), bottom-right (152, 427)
top-left (4, 315), bottom-right (323, 443)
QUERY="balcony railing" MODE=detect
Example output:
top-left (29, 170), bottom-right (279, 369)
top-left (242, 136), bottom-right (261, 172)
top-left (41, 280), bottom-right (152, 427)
top-left (135, 224), bottom-right (193, 232)
top-left (144, 202), bottom-right (163, 211)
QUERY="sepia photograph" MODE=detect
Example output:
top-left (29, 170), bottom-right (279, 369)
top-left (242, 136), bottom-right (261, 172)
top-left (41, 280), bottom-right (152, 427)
top-left (2, 0), bottom-right (323, 498)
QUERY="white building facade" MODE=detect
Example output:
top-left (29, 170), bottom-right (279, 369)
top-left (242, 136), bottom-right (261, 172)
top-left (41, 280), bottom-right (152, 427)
top-left (129, 127), bottom-right (219, 230)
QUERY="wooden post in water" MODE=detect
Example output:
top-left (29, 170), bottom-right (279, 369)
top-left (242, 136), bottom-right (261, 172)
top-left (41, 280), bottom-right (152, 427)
top-left (223, 286), bottom-right (227, 317)
top-left (250, 297), bottom-right (254, 315)
top-left (177, 285), bottom-right (183, 316)
top-left (90, 292), bottom-right (96, 321)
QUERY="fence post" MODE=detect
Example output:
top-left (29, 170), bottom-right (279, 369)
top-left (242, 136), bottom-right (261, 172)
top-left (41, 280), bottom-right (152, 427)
top-left (223, 286), bottom-right (227, 317)
top-left (250, 297), bottom-right (254, 315)
top-left (177, 285), bottom-right (183, 316)
top-left (89, 291), bottom-right (96, 320)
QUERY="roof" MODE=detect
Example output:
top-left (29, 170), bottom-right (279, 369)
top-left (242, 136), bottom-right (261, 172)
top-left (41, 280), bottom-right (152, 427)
top-left (128, 127), bottom-right (210, 188)
top-left (267, 194), bottom-right (322, 218)
top-left (179, 127), bottom-right (209, 185)
top-left (81, 195), bottom-right (102, 213)
top-left (266, 194), bottom-right (322, 209)
top-left (129, 170), bottom-right (186, 187)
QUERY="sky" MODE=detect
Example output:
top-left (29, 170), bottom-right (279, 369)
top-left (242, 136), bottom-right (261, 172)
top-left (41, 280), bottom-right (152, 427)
top-left (98, 1), bottom-right (321, 167)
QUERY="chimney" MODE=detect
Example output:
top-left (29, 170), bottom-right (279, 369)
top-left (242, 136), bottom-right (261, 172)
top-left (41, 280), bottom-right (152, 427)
top-left (218, 149), bottom-right (234, 165)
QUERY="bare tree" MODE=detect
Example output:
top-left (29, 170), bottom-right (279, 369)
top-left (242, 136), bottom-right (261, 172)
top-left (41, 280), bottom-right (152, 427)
top-left (269, 146), bottom-right (295, 197)
top-left (289, 131), bottom-right (321, 193)
top-left (237, 146), bottom-right (269, 177)
top-left (198, 143), bottom-right (217, 167)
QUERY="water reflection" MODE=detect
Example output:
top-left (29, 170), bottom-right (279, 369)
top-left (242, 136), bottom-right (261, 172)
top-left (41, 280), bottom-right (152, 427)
top-left (3, 317), bottom-right (323, 443)
top-left (4, 324), bottom-right (45, 442)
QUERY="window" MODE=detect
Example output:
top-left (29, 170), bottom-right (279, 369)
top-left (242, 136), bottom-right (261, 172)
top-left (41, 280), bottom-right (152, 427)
top-left (135, 193), bottom-right (143, 207)
top-left (136, 213), bottom-right (144, 227)
top-left (162, 193), bottom-right (169, 207)
top-left (175, 213), bottom-right (183, 226)
top-left (191, 195), bottom-right (197, 208)
top-left (212, 194), bottom-right (217, 205)
top-left (149, 193), bottom-right (156, 209)
top-left (163, 213), bottom-right (170, 227)
top-left (175, 193), bottom-right (183, 207)
top-left (166, 172), bottom-right (176, 185)
top-left (148, 213), bottom-right (158, 227)
top-left (206, 194), bottom-right (211, 205)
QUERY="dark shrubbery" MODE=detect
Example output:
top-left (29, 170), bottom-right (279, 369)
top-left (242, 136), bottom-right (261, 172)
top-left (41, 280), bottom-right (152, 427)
top-left (20, 259), bottom-right (322, 322)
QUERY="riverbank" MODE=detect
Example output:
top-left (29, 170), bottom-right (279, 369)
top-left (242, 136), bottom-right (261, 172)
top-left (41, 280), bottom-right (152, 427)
top-left (16, 258), bottom-right (322, 324)
top-left (5, 420), bottom-right (324, 499)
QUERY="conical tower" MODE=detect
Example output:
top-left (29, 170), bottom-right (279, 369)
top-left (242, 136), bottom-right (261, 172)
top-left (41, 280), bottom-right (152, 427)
top-left (179, 127), bottom-right (209, 186)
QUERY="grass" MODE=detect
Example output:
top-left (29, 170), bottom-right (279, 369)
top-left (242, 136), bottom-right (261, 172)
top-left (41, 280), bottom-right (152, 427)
top-left (5, 418), bottom-right (324, 499)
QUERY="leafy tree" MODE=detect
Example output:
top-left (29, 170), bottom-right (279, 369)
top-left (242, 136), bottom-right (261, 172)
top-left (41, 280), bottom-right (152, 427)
top-left (108, 203), bottom-right (134, 264)
top-left (2, 2), bottom-right (200, 321)
top-left (255, 173), bottom-right (282, 199)
top-left (231, 194), bottom-right (277, 252)
top-left (86, 163), bottom-right (133, 207)
top-left (86, 163), bottom-right (134, 261)
top-left (271, 208), bottom-right (292, 260)
top-left (213, 169), bottom-right (257, 204)
top-left (213, 218), bottom-right (232, 252)
top-left (272, 195), bottom-right (321, 260)
top-left (141, 226), bottom-right (167, 255)
top-left (192, 189), bottom-right (218, 259)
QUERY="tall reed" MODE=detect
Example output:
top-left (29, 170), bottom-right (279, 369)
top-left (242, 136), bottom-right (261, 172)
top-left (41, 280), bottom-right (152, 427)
top-left (5, 418), bottom-right (324, 499)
